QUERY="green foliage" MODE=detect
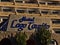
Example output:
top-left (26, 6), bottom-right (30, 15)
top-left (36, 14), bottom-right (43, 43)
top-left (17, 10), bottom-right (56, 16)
top-left (34, 27), bottom-right (51, 45)
top-left (15, 32), bottom-right (27, 45)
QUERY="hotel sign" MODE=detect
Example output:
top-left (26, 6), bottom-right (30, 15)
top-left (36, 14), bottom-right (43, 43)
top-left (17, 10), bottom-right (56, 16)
top-left (7, 15), bottom-right (50, 31)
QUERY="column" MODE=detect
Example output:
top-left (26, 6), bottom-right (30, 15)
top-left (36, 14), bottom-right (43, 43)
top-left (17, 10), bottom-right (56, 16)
top-left (0, 18), bottom-right (3, 23)
top-left (13, 0), bottom-right (15, 5)
top-left (46, 2), bottom-right (47, 6)
top-left (23, 1), bottom-right (25, 3)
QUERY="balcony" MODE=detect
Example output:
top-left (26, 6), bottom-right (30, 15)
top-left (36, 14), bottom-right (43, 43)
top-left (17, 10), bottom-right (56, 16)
top-left (52, 19), bottom-right (60, 29)
top-left (15, 0), bottom-right (38, 7)
top-left (0, 12), bottom-right (15, 16)
top-left (15, 3), bottom-right (38, 7)
top-left (0, 2), bottom-right (14, 7)
top-left (0, 1), bottom-right (60, 10)
top-left (40, 9), bottom-right (60, 17)
top-left (38, 1), bottom-right (60, 10)
top-left (52, 24), bottom-right (60, 27)
top-left (52, 25), bottom-right (60, 28)
top-left (52, 19), bottom-right (60, 24)
top-left (39, 4), bottom-right (60, 10)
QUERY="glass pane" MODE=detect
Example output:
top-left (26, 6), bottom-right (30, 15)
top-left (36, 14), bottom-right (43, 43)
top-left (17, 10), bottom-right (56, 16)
top-left (3, 7), bottom-right (12, 12)
top-left (48, 1), bottom-right (60, 5)
top-left (1, 0), bottom-right (11, 2)
top-left (3, 9), bottom-right (12, 12)
top-left (39, 2), bottom-right (45, 4)
top-left (25, 0), bottom-right (37, 4)
top-left (52, 10), bottom-right (60, 14)
top-left (53, 29), bottom-right (60, 34)
top-left (17, 9), bottom-right (25, 13)
top-left (15, 1), bottom-right (23, 3)
top-left (41, 10), bottom-right (48, 14)
top-left (52, 19), bottom-right (60, 24)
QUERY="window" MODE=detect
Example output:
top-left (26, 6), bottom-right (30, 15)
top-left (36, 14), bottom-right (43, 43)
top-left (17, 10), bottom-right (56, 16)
top-left (28, 8), bottom-right (39, 14)
top-left (53, 29), bottom-right (60, 34)
top-left (17, 9), bottom-right (26, 13)
top-left (50, 39), bottom-right (58, 45)
top-left (41, 10), bottom-right (49, 14)
top-left (1, 0), bottom-right (11, 2)
top-left (52, 19), bottom-right (60, 24)
top-left (52, 10), bottom-right (60, 14)
top-left (3, 7), bottom-right (13, 12)
top-left (16, 1), bottom-right (23, 3)
top-left (47, 1), bottom-right (60, 5)
top-left (25, 0), bottom-right (37, 4)
top-left (15, 0), bottom-right (23, 3)
top-left (39, 1), bottom-right (45, 5)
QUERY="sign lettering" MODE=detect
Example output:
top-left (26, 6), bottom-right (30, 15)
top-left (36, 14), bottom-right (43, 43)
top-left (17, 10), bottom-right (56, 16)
top-left (10, 16), bottom-right (50, 31)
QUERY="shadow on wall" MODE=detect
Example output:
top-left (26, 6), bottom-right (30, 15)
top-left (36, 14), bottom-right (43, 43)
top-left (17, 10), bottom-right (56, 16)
top-left (0, 33), bottom-right (17, 45)
top-left (26, 38), bottom-right (36, 45)
top-left (0, 38), bottom-right (12, 45)
top-left (26, 33), bottom-right (36, 45)
top-left (0, 32), bottom-right (58, 45)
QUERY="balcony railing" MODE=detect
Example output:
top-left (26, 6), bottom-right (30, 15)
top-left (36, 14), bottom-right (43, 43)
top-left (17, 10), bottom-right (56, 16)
top-left (0, 11), bottom-right (15, 16)
top-left (15, 3), bottom-right (38, 7)
top-left (0, 2), bottom-right (13, 5)
top-left (0, 1), bottom-right (60, 10)
top-left (52, 24), bottom-right (60, 27)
